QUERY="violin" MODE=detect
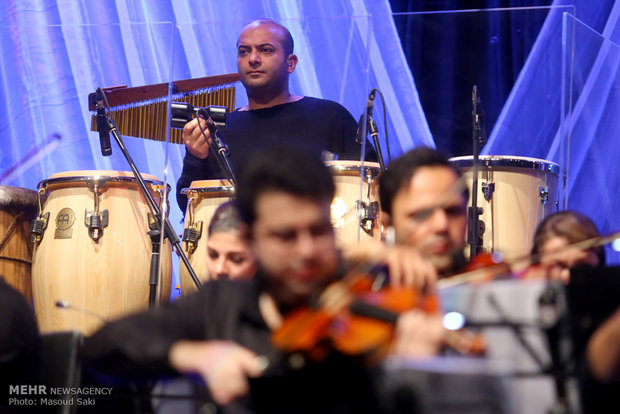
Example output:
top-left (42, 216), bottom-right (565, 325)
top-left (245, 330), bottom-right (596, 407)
top-left (439, 229), bottom-right (620, 289)
top-left (271, 263), bottom-right (486, 364)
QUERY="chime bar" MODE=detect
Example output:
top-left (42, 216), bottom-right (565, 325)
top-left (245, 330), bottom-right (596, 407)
top-left (89, 73), bottom-right (239, 144)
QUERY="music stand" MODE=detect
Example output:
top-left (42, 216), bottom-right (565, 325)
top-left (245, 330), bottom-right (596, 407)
top-left (381, 357), bottom-right (515, 414)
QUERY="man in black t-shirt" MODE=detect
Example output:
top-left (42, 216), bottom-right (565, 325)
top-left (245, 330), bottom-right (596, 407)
top-left (176, 19), bottom-right (375, 212)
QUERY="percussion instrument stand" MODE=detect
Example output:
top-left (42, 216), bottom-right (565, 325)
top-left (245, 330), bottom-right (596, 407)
top-left (101, 112), bottom-right (203, 300)
top-left (199, 111), bottom-right (237, 188)
top-left (539, 282), bottom-right (574, 414)
top-left (467, 85), bottom-right (485, 259)
top-left (367, 115), bottom-right (386, 172)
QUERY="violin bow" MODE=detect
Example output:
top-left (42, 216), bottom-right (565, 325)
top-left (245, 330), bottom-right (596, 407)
top-left (438, 229), bottom-right (620, 290)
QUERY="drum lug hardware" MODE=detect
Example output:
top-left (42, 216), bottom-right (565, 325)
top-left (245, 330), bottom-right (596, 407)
top-left (31, 212), bottom-right (50, 244)
top-left (539, 186), bottom-right (549, 206)
top-left (182, 221), bottom-right (203, 254)
top-left (85, 209), bottom-right (108, 241)
top-left (481, 182), bottom-right (495, 201)
top-left (147, 212), bottom-right (163, 231)
top-left (357, 201), bottom-right (379, 235)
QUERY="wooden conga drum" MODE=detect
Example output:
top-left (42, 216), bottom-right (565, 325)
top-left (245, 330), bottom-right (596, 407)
top-left (450, 155), bottom-right (560, 261)
top-left (0, 185), bottom-right (38, 302)
top-left (325, 161), bottom-right (382, 245)
top-left (31, 171), bottom-right (172, 335)
top-left (179, 179), bottom-right (234, 295)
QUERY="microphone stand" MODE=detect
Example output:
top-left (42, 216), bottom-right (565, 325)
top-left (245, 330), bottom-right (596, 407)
top-left (468, 85), bottom-right (484, 259)
top-left (539, 281), bottom-right (574, 414)
top-left (367, 115), bottom-right (386, 172)
top-left (198, 109), bottom-right (236, 188)
top-left (95, 90), bottom-right (202, 305)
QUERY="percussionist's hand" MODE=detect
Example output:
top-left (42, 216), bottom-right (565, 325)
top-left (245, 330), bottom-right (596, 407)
top-left (182, 117), bottom-right (212, 159)
top-left (169, 340), bottom-right (266, 405)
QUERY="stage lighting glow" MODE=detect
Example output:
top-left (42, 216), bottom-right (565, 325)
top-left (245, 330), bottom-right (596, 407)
top-left (612, 238), bottom-right (620, 252)
top-left (330, 197), bottom-right (348, 220)
top-left (443, 311), bottom-right (465, 331)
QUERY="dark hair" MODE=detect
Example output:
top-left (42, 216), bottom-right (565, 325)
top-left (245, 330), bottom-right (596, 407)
top-left (532, 210), bottom-right (605, 265)
top-left (236, 147), bottom-right (335, 227)
top-left (208, 201), bottom-right (243, 236)
top-left (379, 147), bottom-right (467, 216)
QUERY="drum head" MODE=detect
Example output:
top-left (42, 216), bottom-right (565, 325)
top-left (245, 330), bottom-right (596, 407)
top-left (449, 155), bottom-right (559, 174)
top-left (325, 161), bottom-right (381, 177)
top-left (181, 180), bottom-right (235, 197)
top-left (0, 185), bottom-right (38, 213)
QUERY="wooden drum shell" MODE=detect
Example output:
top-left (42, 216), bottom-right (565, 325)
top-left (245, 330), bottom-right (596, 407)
top-left (179, 180), bottom-right (234, 295)
top-left (0, 186), bottom-right (38, 302)
top-left (32, 171), bottom-right (172, 335)
top-left (450, 156), bottom-right (560, 261)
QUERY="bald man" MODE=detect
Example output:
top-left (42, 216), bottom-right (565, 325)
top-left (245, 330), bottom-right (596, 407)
top-left (176, 19), bottom-right (376, 212)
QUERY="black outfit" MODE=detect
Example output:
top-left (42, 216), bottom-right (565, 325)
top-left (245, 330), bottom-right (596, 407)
top-left (80, 276), bottom-right (384, 414)
top-left (0, 278), bottom-right (40, 413)
top-left (566, 266), bottom-right (620, 413)
top-left (176, 97), bottom-right (376, 212)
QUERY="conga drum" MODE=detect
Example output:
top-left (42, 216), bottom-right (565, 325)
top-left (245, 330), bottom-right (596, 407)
top-left (31, 171), bottom-right (172, 335)
top-left (179, 180), bottom-right (234, 295)
top-left (0, 186), bottom-right (38, 302)
top-left (325, 161), bottom-right (382, 245)
top-left (449, 156), bottom-right (560, 260)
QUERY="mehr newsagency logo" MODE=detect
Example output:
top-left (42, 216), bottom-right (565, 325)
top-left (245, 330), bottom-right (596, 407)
top-left (7, 385), bottom-right (113, 407)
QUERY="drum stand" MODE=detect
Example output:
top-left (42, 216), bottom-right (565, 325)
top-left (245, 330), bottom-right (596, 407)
top-left (539, 282), bottom-right (575, 414)
top-left (467, 85), bottom-right (485, 258)
top-left (96, 90), bottom-right (202, 304)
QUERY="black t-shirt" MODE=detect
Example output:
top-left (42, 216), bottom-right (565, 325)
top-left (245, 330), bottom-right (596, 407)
top-left (176, 97), bottom-right (376, 212)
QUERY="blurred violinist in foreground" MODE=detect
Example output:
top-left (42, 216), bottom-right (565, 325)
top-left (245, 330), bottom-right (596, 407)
top-left (523, 211), bottom-right (604, 282)
top-left (81, 147), bottom-right (442, 414)
top-left (205, 201), bottom-right (257, 281)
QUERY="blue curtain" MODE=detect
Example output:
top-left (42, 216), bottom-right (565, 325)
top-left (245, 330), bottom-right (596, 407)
top-left (0, 0), bottom-right (433, 293)
top-left (482, 0), bottom-right (620, 263)
top-left (0, 0), bottom-right (433, 221)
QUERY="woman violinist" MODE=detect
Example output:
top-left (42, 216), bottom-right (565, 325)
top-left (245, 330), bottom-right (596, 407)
top-left (522, 211), bottom-right (604, 283)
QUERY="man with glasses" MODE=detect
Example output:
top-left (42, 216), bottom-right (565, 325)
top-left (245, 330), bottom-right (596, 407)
top-left (378, 147), bottom-right (468, 276)
top-left (343, 147), bottom-right (469, 291)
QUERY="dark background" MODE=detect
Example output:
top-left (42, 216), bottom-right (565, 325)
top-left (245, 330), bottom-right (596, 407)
top-left (388, 0), bottom-right (553, 157)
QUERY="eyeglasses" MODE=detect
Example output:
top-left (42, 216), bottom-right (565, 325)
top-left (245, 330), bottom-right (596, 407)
top-left (409, 204), bottom-right (467, 223)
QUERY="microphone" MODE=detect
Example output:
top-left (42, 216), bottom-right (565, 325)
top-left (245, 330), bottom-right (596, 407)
top-left (95, 89), bottom-right (112, 156)
top-left (55, 300), bottom-right (108, 322)
top-left (366, 89), bottom-right (376, 117)
top-left (355, 90), bottom-right (376, 144)
top-left (472, 85), bottom-right (485, 147)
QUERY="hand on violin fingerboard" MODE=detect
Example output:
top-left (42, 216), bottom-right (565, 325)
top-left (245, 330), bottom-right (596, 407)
top-left (168, 340), bottom-right (267, 405)
top-left (342, 239), bottom-right (438, 291)
top-left (384, 245), bottom-right (438, 291)
top-left (390, 310), bottom-right (443, 357)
